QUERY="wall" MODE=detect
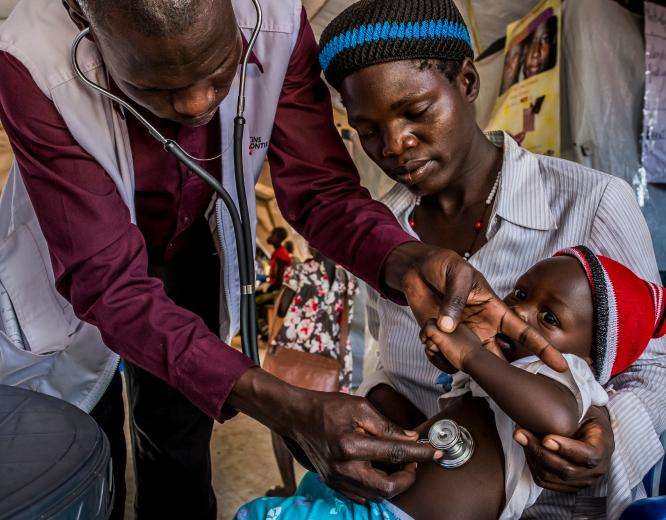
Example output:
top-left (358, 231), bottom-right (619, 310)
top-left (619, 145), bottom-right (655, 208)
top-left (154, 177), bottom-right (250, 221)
top-left (0, 126), bottom-right (10, 189)
top-left (0, 1), bottom-right (18, 191)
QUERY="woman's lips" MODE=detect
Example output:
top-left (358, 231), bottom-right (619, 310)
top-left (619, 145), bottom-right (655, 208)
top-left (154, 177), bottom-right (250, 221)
top-left (524, 62), bottom-right (541, 78)
top-left (395, 160), bottom-right (433, 186)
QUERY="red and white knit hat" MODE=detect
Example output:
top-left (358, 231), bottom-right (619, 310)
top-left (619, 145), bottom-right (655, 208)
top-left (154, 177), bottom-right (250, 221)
top-left (556, 246), bottom-right (666, 385)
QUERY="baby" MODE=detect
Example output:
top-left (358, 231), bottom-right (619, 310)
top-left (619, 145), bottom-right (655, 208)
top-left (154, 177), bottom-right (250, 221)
top-left (236, 247), bottom-right (666, 520)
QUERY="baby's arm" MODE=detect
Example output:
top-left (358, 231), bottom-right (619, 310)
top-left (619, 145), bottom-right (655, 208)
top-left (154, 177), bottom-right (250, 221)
top-left (422, 323), bottom-right (580, 437)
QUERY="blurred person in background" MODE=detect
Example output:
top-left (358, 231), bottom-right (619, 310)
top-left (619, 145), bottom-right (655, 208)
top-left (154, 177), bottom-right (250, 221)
top-left (267, 226), bottom-right (292, 292)
top-left (257, 227), bottom-right (293, 340)
top-left (285, 240), bottom-right (295, 259)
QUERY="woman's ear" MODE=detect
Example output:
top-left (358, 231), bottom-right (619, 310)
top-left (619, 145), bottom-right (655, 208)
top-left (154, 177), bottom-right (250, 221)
top-left (457, 58), bottom-right (481, 104)
top-left (62, 0), bottom-right (90, 32)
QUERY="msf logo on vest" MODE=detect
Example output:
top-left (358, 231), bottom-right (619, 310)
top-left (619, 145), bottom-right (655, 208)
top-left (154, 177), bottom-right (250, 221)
top-left (249, 136), bottom-right (269, 156)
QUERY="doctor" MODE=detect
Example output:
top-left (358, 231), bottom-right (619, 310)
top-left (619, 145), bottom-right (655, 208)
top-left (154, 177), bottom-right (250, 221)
top-left (0, 1), bottom-right (559, 519)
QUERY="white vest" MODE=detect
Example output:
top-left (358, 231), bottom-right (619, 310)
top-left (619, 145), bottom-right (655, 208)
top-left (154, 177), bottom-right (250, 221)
top-left (0, 0), bottom-right (301, 412)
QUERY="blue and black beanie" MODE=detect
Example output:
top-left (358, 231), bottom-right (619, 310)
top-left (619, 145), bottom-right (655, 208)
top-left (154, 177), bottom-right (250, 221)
top-left (318, 0), bottom-right (474, 90)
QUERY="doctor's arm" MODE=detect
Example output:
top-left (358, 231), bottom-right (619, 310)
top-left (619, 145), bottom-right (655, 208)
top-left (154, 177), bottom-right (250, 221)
top-left (0, 50), bottom-right (440, 503)
top-left (0, 50), bottom-right (255, 420)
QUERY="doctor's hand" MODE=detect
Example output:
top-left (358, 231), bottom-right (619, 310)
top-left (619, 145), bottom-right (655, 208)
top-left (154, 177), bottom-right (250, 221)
top-left (514, 406), bottom-right (614, 492)
top-left (229, 368), bottom-right (441, 503)
top-left (383, 242), bottom-right (567, 373)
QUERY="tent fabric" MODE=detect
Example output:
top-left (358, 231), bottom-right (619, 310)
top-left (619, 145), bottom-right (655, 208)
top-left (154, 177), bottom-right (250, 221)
top-left (561, 0), bottom-right (666, 269)
top-left (308, 0), bottom-right (542, 52)
top-left (0, 0), bottom-right (17, 24)
top-left (459, 0), bottom-right (543, 53)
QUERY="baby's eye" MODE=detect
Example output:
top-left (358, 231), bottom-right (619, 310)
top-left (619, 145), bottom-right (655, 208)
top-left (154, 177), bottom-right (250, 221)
top-left (513, 288), bottom-right (527, 301)
top-left (539, 310), bottom-right (560, 327)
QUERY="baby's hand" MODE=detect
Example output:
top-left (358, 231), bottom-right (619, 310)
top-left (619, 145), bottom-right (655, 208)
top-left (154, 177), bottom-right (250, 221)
top-left (420, 321), bottom-right (483, 372)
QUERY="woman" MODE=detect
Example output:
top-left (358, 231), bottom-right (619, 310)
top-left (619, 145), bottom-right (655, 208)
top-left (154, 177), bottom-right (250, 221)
top-left (316, 0), bottom-right (664, 517)
top-left (266, 248), bottom-right (357, 496)
top-left (522, 13), bottom-right (558, 80)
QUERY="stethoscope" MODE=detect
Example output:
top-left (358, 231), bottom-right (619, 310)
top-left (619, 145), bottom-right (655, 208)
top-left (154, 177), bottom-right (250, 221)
top-left (70, 2), bottom-right (263, 364)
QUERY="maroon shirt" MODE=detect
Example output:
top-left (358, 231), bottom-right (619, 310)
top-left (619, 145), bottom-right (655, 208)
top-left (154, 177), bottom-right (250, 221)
top-left (0, 10), bottom-right (413, 419)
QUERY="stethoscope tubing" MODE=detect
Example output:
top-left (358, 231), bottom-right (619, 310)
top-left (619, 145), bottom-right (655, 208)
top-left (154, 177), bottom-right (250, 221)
top-left (70, 2), bottom-right (262, 364)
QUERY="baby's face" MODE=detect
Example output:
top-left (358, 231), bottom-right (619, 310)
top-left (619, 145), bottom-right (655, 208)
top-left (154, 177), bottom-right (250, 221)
top-left (498, 257), bottom-right (594, 364)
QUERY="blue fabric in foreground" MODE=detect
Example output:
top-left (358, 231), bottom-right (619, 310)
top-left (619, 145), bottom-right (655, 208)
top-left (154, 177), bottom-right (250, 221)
top-left (319, 19), bottom-right (471, 72)
top-left (235, 472), bottom-right (407, 520)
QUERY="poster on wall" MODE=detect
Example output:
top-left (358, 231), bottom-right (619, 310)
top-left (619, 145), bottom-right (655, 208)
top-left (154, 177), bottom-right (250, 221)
top-left (642, 2), bottom-right (666, 184)
top-left (485, 0), bottom-right (561, 156)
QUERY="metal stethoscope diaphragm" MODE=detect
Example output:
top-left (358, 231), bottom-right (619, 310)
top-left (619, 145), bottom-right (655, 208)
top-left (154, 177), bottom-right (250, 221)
top-left (70, 2), bottom-right (263, 364)
top-left (420, 419), bottom-right (475, 469)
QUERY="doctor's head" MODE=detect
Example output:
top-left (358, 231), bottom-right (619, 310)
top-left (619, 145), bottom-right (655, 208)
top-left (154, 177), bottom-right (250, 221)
top-left (65, 0), bottom-right (241, 126)
top-left (319, 0), bottom-right (482, 196)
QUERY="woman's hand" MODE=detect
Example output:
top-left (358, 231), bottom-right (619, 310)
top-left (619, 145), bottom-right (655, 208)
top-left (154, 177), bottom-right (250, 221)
top-left (514, 406), bottom-right (614, 492)
top-left (383, 242), bottom-right (567, 372)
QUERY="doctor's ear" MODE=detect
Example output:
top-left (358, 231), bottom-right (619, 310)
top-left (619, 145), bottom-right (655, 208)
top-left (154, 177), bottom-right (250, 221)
top-left (62, 0), bottom-right (90, 32)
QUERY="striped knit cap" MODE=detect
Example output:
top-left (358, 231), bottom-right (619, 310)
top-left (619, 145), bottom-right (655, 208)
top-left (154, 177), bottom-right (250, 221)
top-left (318, 0), bottom-right (474, 90)
top-left (556, 246), bottom-right (666, 385)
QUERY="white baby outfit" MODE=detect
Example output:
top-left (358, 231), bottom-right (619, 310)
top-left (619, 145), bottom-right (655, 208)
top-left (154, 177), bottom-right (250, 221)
top-left (440, 353), bottom-right (609, 520)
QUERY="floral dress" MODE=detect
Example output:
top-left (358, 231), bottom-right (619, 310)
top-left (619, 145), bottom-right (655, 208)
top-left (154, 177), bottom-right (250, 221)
top-left (272, 259), bottom-right (357, 393)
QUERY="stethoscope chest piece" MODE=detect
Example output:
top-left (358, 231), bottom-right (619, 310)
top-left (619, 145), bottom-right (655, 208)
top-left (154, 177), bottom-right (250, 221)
top-left (423, 419), bottom-right (475, 469)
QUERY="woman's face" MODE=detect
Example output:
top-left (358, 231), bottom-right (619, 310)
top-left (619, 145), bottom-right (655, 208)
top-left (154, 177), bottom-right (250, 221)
top-left (523, 21), bottom-right (553, 79)
top-left (340, 60), bottom-right (479, 196)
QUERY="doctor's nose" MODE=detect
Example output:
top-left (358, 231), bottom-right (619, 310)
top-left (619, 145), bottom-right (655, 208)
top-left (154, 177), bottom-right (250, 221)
top-left (171, 84), bottom-right (219, 120)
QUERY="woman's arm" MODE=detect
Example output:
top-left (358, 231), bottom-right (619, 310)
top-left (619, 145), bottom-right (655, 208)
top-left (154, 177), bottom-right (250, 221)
top-left (423, 323), bottom-right (579, 436)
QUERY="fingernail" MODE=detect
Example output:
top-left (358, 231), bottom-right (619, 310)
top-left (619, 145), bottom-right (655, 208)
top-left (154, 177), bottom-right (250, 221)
top-left (434, 450), bottom-right (443, 460)
top-left (404, 430), bottom-right (419, 438)
top-left (438, 316), bottom-right (455, 332)
top-left (514, 432), bottom-right (528, 446)
top-left (543, 439), bottom-right (559, 451)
